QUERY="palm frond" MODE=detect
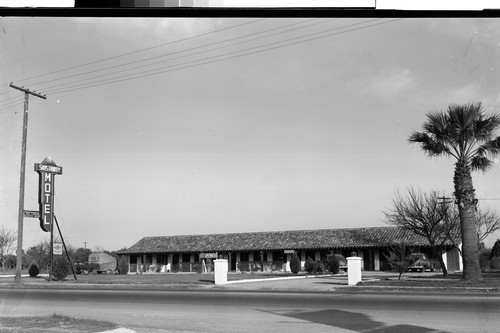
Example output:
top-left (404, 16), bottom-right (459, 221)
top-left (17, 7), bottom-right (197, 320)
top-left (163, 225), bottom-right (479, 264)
top-left (476, 137), bottom-right (500, 157)
top-left (424, 111), bottom-right (449, 138)
top-left (409, 131), bottom-right (452, 157)
top-left (448, 103), bottom-right (482, 142)
top-left (470, 155), bottom-right (494, 172)
top-left (474, 114), bottom-right (500, 142)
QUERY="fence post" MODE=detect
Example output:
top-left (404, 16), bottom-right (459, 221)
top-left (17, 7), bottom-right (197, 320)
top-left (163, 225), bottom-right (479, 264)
top-left (214, 259), bottom-right (228, 285)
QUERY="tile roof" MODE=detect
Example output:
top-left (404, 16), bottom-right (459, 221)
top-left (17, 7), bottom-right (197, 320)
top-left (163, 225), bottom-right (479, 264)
top-left (118, 226), bottom-right (459, 254)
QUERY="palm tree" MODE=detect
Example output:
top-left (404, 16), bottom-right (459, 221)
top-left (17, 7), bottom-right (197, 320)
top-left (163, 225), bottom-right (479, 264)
top-left (409, 103), bottom-right (500, 282)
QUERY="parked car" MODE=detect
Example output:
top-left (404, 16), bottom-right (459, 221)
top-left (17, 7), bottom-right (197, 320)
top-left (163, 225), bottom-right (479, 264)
top-left (408, 253), bottom-right (435, 272)
top-left (74, 262), bottom-right (89, 275)
top-left (334, 254), bottom-right (348, 272)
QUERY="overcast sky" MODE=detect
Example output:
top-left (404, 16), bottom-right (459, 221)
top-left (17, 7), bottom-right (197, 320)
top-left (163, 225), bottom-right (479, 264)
top-left (1, 16), bottom-right (500, 251)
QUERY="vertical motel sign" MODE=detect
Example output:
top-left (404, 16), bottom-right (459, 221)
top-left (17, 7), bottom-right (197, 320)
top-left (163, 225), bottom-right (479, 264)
top-left (34, 157), bottom-right (62, 232)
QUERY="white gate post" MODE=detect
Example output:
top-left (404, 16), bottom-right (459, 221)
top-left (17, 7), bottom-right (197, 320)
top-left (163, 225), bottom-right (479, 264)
top-left (347, 255), bottom-right (362, 286)
top-left (214, 259), bottom-right (228, 285)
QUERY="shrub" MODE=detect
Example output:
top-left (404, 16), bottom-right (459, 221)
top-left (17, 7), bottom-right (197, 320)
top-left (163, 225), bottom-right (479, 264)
top-left (314, 261), bottom-right (325, 274)
top-left (117, 256), bottom-right (129, 275)
top-left (28, 260), bottom-right (39, 277)
top-left (289, 253), bottom-right (301, 274)
top-left (491, 257), bottom-right (500, 270)
top-left (490, 239), bottom-right (500, 259)
top-left (327, 255), bottom-right (340, 274)
top-left (304, 257), bottom-right (315, 274)
top-left (385, 244), bottom-right (413, 280)
top-left (52, 256), bottom-right (70, 281)
top-left (479, 250), bottom-right (491, 272)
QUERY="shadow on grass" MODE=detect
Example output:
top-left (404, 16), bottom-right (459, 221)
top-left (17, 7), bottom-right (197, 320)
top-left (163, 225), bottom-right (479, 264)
top-left (259, 308), bottom-right (450, 333)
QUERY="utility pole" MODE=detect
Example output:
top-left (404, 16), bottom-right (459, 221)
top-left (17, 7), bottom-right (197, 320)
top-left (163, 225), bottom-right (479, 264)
top-left (10, 83), bottom-right (46, 286)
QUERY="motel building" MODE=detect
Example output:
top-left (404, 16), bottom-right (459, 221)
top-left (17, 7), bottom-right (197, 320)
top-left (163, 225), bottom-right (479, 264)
top-left (117, 226), bottom-right (463, 274)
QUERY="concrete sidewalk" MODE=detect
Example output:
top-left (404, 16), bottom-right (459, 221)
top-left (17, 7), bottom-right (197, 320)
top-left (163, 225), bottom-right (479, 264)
top-left (211, 271), bottom-right (467, 292)
top-left (212, 272), bottom-right (401, 292)
top-left (215, 275), bottom-right (349, 292)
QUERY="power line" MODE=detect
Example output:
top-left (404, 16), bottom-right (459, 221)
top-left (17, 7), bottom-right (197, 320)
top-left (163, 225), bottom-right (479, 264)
top-left (44, 18), bottom-right (402, 96)
top-left (15, 18), bottom-right (268, 84)
top-left (38, 19), bottom-right (331, 93)
top-left (30, 18), bottom-right (324, 88)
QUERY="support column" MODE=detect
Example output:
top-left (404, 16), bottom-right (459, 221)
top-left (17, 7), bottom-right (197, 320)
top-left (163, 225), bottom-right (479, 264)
top-left (236, 252), bottom-right (241, 272)
top-left (167, 254), bottom-right (172, 272)
top-left (374, 249), bottom-right (380, 271)
top-left (300, 250), bottom-right (306, 270)
top-left (442, 251), bottom-right (448, 271)
top-left (137, 256), bottom-right (142, 274)
top-left (458, 244), bottom-right (463, 271)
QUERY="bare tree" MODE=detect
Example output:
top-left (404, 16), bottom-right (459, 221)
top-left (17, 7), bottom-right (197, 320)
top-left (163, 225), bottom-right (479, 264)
top-left (441, 205), bottom-right (500, 254)
top-left (0, 228), bottom-right (17, 273)
top-left (476, 208), bottom-right (500, 244)
top-left (383, 187), bottom-right (459, 277)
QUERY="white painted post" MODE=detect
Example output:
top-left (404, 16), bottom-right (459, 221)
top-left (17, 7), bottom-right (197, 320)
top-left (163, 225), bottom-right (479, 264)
top-left (214, 259), bottom-right (228, 285)
top-left (374, 249), bottom-right (380, 271)
top-left (137, 256), bottom-right (142, 275)
top-left (167, 254), bottom-right (172, 272)
top-left (347, 256), bottom-right (362, 286)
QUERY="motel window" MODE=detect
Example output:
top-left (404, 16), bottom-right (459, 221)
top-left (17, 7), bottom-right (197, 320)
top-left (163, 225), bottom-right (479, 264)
top-left (182, 253), bottom-right (191, 262)
top-left (130, 256), bottom-right (137, 264)
top-left (253, 251), bottom-right (263, 261)
top-left (240, 252), bottom-right (249, 261)
top-left (272, 252), bottom-right (283, 262)
top-left (157, 255), bottom-right (167, 265)
top-left (144, 254), bottom-right (152, 264)
top-left (172, 254), bottom-right (179, 264)
top-left (305, 250), bottom-right (316, 260)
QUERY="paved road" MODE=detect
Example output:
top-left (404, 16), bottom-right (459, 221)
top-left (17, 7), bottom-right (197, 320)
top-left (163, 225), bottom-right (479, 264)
top-left (1, 287), bottom-right (499, 333)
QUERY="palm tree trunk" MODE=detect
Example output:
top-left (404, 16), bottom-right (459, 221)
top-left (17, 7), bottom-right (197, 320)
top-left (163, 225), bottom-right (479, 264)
top-left (454, 162), bottom-right (483, 282)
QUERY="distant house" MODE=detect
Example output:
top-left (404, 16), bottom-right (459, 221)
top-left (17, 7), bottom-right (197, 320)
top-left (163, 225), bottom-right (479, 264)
top-left (117, 226), bottom-right (462, 274)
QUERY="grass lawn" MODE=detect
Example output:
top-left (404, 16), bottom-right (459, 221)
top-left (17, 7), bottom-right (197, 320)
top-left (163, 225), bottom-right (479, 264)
top-left (0, 270), bottom-right (310, 287)
top-left (0, 314), bottom-right (117, 333)
top-left (1, 270), bottom-right (498, 291)
top-left (358, 271), bottom-right (500, 290)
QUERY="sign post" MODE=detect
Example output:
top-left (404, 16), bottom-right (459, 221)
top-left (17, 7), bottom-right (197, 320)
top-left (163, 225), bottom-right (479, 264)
top-left (35, 157), bottom-right (62, 282)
